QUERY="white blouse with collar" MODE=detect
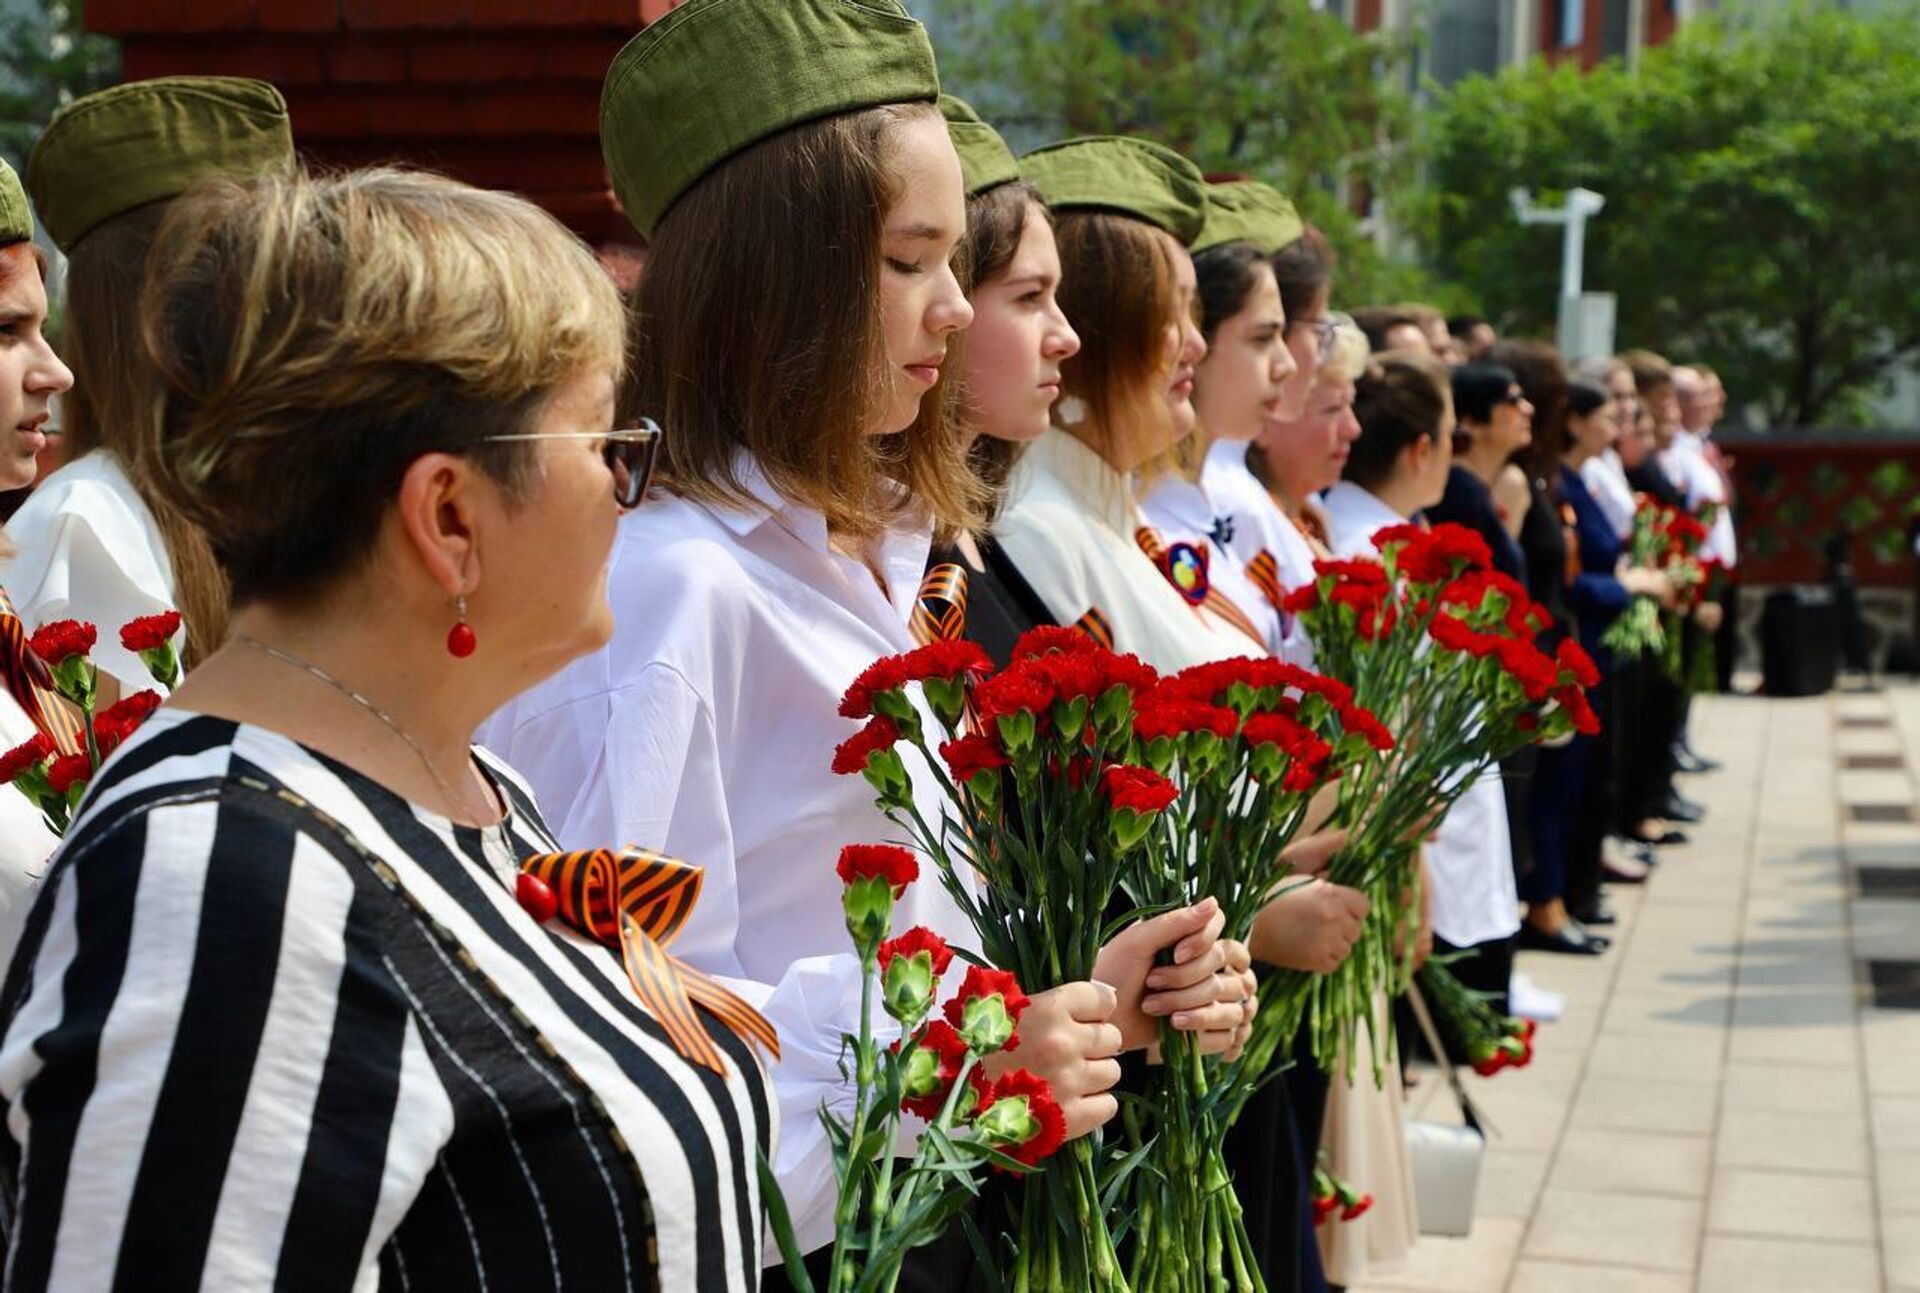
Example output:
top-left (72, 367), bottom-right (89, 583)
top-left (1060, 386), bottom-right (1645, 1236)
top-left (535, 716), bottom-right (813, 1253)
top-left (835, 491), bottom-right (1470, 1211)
top-left (479, 460), bottom-right (974, 1256)
top-left (993, 428), bottom-right (1255, 673)
top-left (1198, 439), bottom-right (1322, 665)
top-left (1321, 481), bottom-right (1520, 950)
top-left (1, 451), bottom-right (180, 693)
top-left (1138, 462), bottom-right (1282, 657)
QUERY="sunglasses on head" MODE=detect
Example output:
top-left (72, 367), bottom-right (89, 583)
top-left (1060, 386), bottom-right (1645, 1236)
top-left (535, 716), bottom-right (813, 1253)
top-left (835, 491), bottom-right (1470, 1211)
top-left (1497, 388), bottom-right (1526, 407)
top-left (482, 417), bottom-right (662, 510)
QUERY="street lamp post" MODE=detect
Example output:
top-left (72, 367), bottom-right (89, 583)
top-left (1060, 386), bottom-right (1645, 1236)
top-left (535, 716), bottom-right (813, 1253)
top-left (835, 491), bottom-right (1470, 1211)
top-left (1511, 186), bottom-right (1609, 360)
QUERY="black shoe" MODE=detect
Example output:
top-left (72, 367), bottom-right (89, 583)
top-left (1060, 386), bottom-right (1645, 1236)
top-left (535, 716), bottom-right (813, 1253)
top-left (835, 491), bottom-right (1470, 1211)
top-left (1517, 922), bottom-right (1608, 955)
top-left (1673, 746), bottom-right (1722, 775)
top-left (1571, 901), bottom-right (1618, 926)
top-left (1662, 795), bottom-right (1706, 823)
top-left (1570, 920), bottom-right (1611, 949)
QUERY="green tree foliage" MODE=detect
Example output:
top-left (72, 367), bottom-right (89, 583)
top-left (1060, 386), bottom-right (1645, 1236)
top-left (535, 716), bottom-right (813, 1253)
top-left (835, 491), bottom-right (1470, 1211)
top-left (0, 0), bottom-right (120, 171)
top-left (1420, 4), bottom-right (1920, 427)
top-left (934, 0), bottom-right (1446, 305)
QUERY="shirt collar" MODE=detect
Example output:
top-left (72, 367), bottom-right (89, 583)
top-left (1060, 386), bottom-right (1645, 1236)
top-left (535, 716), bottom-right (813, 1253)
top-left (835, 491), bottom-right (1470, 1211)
top-left (1024, 428), bottom-right (1143, 536)
top-left (705, 451), bottom-right (932, 613)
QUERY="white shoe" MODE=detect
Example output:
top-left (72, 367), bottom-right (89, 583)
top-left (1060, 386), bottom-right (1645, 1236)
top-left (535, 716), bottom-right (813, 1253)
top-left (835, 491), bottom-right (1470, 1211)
top-left (1509, 970), bottom-right (1564, 1022)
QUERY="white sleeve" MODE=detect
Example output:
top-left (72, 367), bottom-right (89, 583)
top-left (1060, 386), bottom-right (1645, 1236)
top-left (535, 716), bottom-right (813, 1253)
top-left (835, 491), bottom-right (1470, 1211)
top-left (3, 489), bottom-right (178, 693)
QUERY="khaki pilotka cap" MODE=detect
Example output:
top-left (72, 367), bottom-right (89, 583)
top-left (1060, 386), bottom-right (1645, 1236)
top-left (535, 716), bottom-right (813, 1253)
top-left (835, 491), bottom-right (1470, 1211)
top-left (602, 0), bottom-right (941, 239)
top-left (1019, 136), bottom-right (1208, 247)
top-left (27, 76), bottom-right (294, 254)
top-left (0, 160), bottom-right (32, 246)
top-left (1193, 180), bottom-right (1306, 256)
top-left (939, 94), bottom-right (1018, 198)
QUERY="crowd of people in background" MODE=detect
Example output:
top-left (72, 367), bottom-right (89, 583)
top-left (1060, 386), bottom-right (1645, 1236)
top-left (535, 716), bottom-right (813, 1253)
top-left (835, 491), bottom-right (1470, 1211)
top-left (0, 1), bottom-right (1744, 1288)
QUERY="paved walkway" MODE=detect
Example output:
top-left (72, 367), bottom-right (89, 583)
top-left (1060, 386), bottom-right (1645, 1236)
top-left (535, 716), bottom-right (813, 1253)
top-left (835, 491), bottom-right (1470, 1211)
top-left (1354, 683), bottom-right (1920, 1293)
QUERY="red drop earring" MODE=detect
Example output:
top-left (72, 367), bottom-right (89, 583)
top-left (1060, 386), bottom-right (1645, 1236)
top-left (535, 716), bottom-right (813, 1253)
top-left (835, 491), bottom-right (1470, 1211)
top-left (447, 594), bottom-right (476, 658)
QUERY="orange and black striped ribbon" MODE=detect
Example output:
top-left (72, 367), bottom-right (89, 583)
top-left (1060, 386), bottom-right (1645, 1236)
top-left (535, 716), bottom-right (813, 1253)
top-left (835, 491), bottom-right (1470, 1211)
top-left (1074, 606), bottom-right (1114, 649)
top-left (520, 847), bottom-right (780, 1077)
top-left (1244, 549), bottom-right (1285, 612)
top-left (1134, 526), bottom-right (1268, 649)
top-left (911, 563), bottom-right (970, 647)
top-left (0, 589), bottom-right (83, 755)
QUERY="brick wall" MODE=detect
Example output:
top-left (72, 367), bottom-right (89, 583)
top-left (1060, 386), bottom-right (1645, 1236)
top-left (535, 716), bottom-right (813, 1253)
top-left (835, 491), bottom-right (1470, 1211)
top-left (86, 0), bottom-right (698, 244)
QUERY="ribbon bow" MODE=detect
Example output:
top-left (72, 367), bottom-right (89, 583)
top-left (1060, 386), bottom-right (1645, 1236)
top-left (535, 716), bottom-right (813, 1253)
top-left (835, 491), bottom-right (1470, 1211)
top-left (1208, 513), bottom-right (1237, 548)
top-left (519, 847), bottom-right (780, 1077)
top-left (0, 592), bottom-right (83, 754)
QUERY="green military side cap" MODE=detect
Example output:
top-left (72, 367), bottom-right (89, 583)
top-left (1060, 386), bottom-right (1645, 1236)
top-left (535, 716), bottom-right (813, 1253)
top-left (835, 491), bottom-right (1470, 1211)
top-left (27, 76), bottom-right (293, 253)
top-left (603, 0), bottom-right (940, 238)
top-left (1194, 180), bottom-right (1305, 256)
top-left (0, 159), bottom-right (32, 246)
top-left (1020, 136), bottom-right (1207, 246)
top-left (939, 94), bottom-right (1018, 198)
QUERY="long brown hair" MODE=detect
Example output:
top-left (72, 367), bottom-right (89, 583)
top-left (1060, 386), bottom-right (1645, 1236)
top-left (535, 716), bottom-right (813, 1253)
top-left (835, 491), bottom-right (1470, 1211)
top-left (1489, 338), bottom-right (1570, 486)
top-left (63, 203), bottom-right (229, 668)
top-left (629, 101), bottom-right (982, 541)
top-left (1346, 349), bottom-right (1451, 492)
top-left (1051, 211), bottom-right (1179, 461)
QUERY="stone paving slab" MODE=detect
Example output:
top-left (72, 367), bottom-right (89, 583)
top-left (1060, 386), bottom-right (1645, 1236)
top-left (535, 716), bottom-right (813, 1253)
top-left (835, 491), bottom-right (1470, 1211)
top-left (1352, 684), bottom-right (1920, 1293)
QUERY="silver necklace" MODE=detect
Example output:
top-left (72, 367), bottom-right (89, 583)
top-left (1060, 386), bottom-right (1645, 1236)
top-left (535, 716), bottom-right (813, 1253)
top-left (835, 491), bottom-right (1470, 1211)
top-left (233, 633), bottom-right (499, 829)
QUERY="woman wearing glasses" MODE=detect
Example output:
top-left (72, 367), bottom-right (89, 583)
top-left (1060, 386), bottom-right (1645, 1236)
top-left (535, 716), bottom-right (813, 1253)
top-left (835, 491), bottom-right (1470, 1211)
top-left (0, 166), bottom-right (768, 1291)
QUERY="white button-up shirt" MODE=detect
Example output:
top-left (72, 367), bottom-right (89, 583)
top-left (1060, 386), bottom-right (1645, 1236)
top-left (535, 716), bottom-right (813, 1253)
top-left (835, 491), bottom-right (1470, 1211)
top-left (1580, 448), bottom-right (1639, 541)
top-left (1138, 463), bottom-right (1282, 656)
top-left (1201, 440), bottom-right (1322, 665)
top-left (1320, 481), bottom-right (1520, 949)
top-left (993, 428), bottom-right (1256, 671)
top-left (480, 460), bottom-right (975, 1256)
top-left (1661, 429), bottom-right (1738, 567)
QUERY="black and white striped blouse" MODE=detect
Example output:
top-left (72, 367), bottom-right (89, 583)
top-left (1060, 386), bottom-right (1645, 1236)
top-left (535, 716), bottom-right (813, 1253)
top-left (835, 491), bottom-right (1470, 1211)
top-left (0, 711), bottom-right (775, 1291)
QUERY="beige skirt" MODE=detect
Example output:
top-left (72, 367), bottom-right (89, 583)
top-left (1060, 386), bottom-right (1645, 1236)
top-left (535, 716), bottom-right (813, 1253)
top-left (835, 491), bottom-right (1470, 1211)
top-left (1316, 993), bottom-right (1419, 1284)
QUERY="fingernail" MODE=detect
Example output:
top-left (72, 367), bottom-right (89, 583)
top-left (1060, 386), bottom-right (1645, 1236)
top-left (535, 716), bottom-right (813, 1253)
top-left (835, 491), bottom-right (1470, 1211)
top-left (1172, 1012), bottom-right (1194, 1029)
top-left (1145, 973), bottom-right (1168, 989)
top-left (1144, 999), bottom-right (1169, 1015)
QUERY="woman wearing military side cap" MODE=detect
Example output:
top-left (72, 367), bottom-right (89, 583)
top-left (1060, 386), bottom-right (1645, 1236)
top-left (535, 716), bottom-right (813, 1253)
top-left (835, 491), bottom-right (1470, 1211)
top-left (480, 5), bottom-right (1256, 1286)
top-left (1137, 180), bottom-right (1306, 663)
top-left (914, 94), bottom-right (1082, 667)
top-left (3, 76), bottom-right (293, 699)
top-left (0, 156), bottom-right (75, 950)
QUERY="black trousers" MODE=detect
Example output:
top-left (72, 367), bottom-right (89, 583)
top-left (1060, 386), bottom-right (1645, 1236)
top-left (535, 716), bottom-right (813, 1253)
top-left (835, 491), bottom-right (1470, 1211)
top-left (1613, 658), bottom-right (1679, 830)
top-left (1566, 672), bottom-right (1617, 917)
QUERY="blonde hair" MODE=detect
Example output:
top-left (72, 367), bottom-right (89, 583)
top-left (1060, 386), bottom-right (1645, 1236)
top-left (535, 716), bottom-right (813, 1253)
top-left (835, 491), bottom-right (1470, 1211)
top-left (1320, 317), bottom-right (1371, 384)
top-left (138, 166), bottom-right (626, 604)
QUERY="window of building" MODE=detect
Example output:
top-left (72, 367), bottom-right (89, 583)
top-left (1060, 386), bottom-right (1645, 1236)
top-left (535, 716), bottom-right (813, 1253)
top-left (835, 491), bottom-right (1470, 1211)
top-left (1558, 0), bottom-right (1585, 47)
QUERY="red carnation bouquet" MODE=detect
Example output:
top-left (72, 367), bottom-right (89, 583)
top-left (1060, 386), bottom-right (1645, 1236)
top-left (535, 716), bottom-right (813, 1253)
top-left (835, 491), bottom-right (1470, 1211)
top-left (3, 611), bottom-right (181, 835)
top-left (1601, 495), bottom-right (1709, 672)
top-left (1118, 657), bottom-right (1391, 1291)
top-left (1418, 958), bottom-right (1536, 1076)
top-left (1311, 1159), bottom-right (1375, 1226)
top-left (765, 846), bottom-right (1065, 1293)
top-left (832, 628), bottom-right (1174, 1291)
top-left (1272, 525), bottom-right (1596, 1073)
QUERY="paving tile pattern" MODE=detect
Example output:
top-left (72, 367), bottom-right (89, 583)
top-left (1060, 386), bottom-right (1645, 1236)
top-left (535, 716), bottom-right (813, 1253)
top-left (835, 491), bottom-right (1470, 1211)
top-left (1351, 684), bottom-right (1920, 1293)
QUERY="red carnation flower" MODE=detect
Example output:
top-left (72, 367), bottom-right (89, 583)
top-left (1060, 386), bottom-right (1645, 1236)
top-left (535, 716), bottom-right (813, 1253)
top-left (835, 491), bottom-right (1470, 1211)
top-left (839, 656), bottom-right (911, 719)
top-left (836, 844), bottom-right (919, 892)
top-left (1338, 702), bottom-right (1396, 752)
top-left (1281, 584), bottom-right (1320, 615)
top-left (1133, 700), bottom-right (1238, 744)
top-left (96, 689), bottom-right (164, 739)
top-left (45, 751), bottom-right (92, 797)
top-left (974, 669), bottom-right (1055, 724)
top-left (832, 716), bottom-right (900, 776)
top-left (28, 619), bottom-right (97, 667)
top-left (896, 1019), bottom-right (971, 1120)
top-left (1027, 651), bottom-right (1110, 703)
top-left (1495, 639), bottom-right (1560, 703)
top-left (977, 1067), bottom-right (1069, 1169)
top-left (1555, 639), bottom-right (1601, 690)
top-left (1310, 557), bottom-right (1390, 587)
top-left (1341, 1192), bottom-right (1375, 1222)
top-left (1098, 652), bottom-right (1159, 695)
top-left (1429, 611), bottom-right (1480, 653)
top-left (1425, 523), bottom-right (1494, 571)
top-left (899, 639), bottom-right (993, 683)
top-left (878, 925), bottom-right (955, 977)
top-left (1554, 685), bottom-right (1602, 736)
top-left (940, 733), bottom-right (1010, 783)
top-left (943, 965), bottom-right (1032, 1052)
top-left (1012, 626), bottom-right (1099, 660)
top-left (1099, 764), bottom-right (1178, 815)
top-left (0, 732), bottom-right (54, 784)
top-left (119, 611), bottom-right (183, 654)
